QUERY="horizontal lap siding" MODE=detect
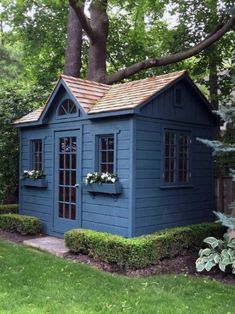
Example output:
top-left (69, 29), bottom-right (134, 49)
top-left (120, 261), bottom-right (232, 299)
top-left (20, 129), bottom-right (53, 233)
top-left (20, 118), bottom-right (131, 237)
top-left (82, 119), bottom-right (130, 237)
top-left (134, 116), bottom-right (214, 236)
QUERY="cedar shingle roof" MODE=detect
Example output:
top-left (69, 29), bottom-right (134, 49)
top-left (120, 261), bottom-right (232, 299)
top-left (61, 75), bottom-right (111, 113)
top-left (14, 70), bottom-right (187, 125)
top-left (89, 70), bottom-right (186, 114)
top-left (14, 107), bottom-right (44, 124)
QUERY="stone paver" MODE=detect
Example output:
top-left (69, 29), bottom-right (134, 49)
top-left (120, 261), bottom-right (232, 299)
top-left (23, 236), bottom-right (69, 257)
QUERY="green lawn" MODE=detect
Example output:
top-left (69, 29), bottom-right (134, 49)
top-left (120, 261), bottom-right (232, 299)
top-left (0, 240), bottom-right (234, 314)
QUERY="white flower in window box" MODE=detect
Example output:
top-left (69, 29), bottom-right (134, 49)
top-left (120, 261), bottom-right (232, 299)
top-left (84, 172), bottom-right (121, 195)
top-left (22, 170), bottom-right (47, 188)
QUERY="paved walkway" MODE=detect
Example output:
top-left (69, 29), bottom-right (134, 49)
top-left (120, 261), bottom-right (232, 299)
top-left (23, 236), bottom-right (69, 257)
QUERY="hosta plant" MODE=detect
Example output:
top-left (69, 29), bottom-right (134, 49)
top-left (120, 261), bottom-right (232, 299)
top-left (196, 235), bottom-right (235, 274)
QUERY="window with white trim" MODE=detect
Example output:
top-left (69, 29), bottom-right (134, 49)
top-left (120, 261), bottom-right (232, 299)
top-left (163, 130), bottom-right (190, 184)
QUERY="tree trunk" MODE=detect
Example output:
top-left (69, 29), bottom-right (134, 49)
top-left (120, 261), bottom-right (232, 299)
top-left (64, 4), bottom-right (83, 77)
top-left (87, 0), bottom-right (109, 83)
top-left (208, 53), bottom-right (219, 110)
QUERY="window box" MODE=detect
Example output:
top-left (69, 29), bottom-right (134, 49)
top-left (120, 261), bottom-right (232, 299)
top-left (22, 177), bottom-right (48, 188)
top-left (84, 182), bottom-right (122, 195)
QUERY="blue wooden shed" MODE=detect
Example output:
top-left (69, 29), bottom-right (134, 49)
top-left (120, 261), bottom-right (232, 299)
top-left (14, 70), bottom-right (218, 237)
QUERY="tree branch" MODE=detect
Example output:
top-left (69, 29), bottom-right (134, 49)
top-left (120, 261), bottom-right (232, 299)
top-left (69, 0), bottom-right (96, 43)
top-left (106, 13), bottom-right (235, 85)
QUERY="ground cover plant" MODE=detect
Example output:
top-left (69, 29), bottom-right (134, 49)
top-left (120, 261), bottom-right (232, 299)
top-left (0, 239), bottom-right (234, 314)
top-left (196, 212), bottom-right (235, 274)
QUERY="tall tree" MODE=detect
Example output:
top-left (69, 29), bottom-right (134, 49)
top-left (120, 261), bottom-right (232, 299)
top-left (68, 0), bottom-right (235, 84)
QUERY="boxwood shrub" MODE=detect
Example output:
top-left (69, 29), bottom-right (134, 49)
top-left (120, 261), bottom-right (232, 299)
top-left (0, 204), bottom-right (19, 215)
top-left (65, 222), bottom-right (225, 269)
top-left (0, 214), bottom-right (41, 235)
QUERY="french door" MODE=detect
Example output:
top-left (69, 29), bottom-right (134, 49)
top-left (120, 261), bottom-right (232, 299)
top-left (53, 130), bottom-right (81, 233)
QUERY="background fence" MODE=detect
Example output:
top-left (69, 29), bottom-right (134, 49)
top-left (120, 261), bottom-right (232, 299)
top-left (215, 176), bottom-right (235, 215)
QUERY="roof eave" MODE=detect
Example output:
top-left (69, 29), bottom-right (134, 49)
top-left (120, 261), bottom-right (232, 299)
top-left (13, 120), bottom-right (44, 128)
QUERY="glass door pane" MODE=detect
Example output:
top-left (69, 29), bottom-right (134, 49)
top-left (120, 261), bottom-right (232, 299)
top-left (58, 136), bottom-right (77, 220)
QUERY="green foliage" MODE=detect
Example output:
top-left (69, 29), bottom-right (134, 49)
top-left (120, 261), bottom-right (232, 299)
top-left (107, 1), bottom-right (176, 80)
top-left (174, 0), bottom-right (235, 105)
top-left (0, 45), bottom-right (23, 80)
top-left (196, 235), bottom-right (235, 273)
top-left (1, 0), bottom-right (68, 89)
top-left (85, 172), bottom-right (117, 184)
top-left (198, 104), bottom-right (235, 180)
top-left (214, 211), bottom-right (235, 230)
top-left (65, 222), bottom-right (224, 269)
top-left (0, 213), bottom-right (41, 235)
top-left (0, 204), bottom-right (19, 215)
top-left (0, 80), bottom-right (48, 203)
top-left (196, 211), bottom-right (235, 274)
top-left (23, 170), bottom-right (45, 180)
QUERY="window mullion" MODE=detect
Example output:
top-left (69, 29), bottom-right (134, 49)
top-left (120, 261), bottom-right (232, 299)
top-left (176, 133), bottom-right (179, 184)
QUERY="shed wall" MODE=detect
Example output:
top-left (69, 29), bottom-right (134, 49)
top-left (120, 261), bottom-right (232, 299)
top-left (134, 81), bottom-right (215, 236)
top-left (19, 116), bottom-right (131, 237)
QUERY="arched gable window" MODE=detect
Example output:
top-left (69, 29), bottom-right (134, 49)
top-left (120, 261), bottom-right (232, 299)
top-left (58, 99), bottom-right (79, 117)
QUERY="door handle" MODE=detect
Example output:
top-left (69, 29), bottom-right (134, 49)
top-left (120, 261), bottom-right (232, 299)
top-left (75, 183), bottom-right (80, 188)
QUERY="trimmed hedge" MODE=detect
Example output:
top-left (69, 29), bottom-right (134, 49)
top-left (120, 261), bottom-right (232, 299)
top-left (0, 204), bottom-right (19, 215)
top-left (0, 214), bottom-right (41, 235)
top-left (65, 222), bottom-right (225, 269)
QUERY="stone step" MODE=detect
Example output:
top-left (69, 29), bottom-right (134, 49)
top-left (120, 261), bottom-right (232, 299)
top-left (23, 236), bottom-right (69, 257)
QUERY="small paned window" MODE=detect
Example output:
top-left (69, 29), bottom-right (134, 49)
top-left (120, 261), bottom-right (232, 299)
top-left (178, 134), bottom-right (190, 183)
top-left (98, 135), bottom-right (114, 173)
top-left (58, 99), bottom-right (78, 116)
top-left (32, 139), bottom-right (43, 171)
top-left (174, 89), bottom-right (182, 106)
top-left (164, 130), bottom-right (190, 185)
top-left (164, 132), bottom-right (177, 183)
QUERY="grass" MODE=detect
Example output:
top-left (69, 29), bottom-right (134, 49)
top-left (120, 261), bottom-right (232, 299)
top-left (0, 240), bottom-right (234, 314)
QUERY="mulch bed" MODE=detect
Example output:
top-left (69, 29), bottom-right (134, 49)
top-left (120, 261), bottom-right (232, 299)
top-left (0, 230), bottom-right (45, 243)
top-left (67, 253), bottom-right (235, 285)
top-left (0, 230), bottom-right (234, 285)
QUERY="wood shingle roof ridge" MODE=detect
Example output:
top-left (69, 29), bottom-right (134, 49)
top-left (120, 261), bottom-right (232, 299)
top-left (110, 69), bottom-right (187, 88)
top-left (60, 74), bottom-right (110, 89)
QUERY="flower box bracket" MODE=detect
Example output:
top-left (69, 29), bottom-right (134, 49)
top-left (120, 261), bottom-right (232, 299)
top-left (22, 177), bottom-right (48, 188)
top-left (84, 182), bottom-right (122, 200)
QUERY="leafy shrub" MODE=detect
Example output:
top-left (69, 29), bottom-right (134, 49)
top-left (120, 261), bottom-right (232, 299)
top-left (0, 204), bottom-right (19, 215)
top-left (65, 222), bottom-right (224, 269)
top-left (196, 211), bottom-right (235, 274)
top-left (0, 214), bottom-right (41, 235)
top-left (196, 235), bottom-right (235, 273)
